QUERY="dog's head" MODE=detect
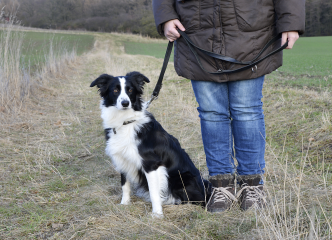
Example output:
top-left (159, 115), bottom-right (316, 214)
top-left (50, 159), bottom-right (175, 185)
top-left (90, 71), bottom-right (150, 111)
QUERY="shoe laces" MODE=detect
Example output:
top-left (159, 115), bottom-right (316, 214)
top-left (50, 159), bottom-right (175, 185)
top-left (237, 184), bottom-right (266, 203)
top-left (207, 186), bottom-right (237, 206)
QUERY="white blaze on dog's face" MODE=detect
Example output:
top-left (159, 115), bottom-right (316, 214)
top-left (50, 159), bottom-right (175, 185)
top-left (116, 77), bottom-right (132, 110)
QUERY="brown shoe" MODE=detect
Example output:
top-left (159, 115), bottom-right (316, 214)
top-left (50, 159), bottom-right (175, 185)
top-left (237, 174), bottom-right (267, 211)
top-left (206, 174), bottom-right (237, 213)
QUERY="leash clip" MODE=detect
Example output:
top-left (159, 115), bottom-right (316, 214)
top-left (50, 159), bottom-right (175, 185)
top-left (252, 65), bottom-right (258, 73)
top-left (146, 94), bottom-right (158, 108)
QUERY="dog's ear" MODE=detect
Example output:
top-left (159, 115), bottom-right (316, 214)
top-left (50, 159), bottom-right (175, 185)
top-left (126, 71), bottom-right (150, 93)
top-left (90, 74), bottom-right (114, 97)
top-left (90, 74), bottom-right (113, 88)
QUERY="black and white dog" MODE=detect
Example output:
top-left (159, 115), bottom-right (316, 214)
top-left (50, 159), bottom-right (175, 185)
top-left (90, 71), bottom-right (210, 217)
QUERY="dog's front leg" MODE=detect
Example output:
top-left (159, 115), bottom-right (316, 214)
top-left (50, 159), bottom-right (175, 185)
top-left (120, 173), bottom-right (131, 205)
top-left (145, 169), bottom-right (163, 217)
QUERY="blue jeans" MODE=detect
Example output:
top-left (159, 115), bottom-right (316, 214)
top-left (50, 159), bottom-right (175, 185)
top-left (191, 76), bottom-right (266, 177)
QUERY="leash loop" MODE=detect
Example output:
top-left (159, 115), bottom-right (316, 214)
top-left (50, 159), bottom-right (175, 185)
top-left (177, 29), bottom-right (288, 75)
top-left (147, 30), bottom-right (287, 107)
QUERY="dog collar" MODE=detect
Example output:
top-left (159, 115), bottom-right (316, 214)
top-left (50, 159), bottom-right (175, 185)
top-left (107, 120), bottom-right (136, 135)
top-left (123, 120), bottom-right (136, 125)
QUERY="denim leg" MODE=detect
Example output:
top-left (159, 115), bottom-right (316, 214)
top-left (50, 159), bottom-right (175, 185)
top-left (191, 80), bottom-right (235, 176)
top-left (228, 76), bottom-right (266, 176)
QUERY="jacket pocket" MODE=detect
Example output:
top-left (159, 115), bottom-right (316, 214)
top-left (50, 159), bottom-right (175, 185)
top-left (233, 0), bottom-right (275, 32)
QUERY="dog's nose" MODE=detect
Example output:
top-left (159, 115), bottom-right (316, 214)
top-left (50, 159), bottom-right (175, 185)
top-left (121, 100), bottom-right (129, 107)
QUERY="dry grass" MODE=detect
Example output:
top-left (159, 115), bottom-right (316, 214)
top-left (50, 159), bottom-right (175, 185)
top-left (0, 32), bottom-right (331, 239)
top-left (0, 14), bottom-right (28, 113)
top-left (0, 19), bottom-right (79, 120)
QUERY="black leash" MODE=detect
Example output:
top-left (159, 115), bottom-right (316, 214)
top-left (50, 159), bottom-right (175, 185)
top-left (147, 30), bottom-right (288, 107)
top-left (177, 30), bottom-right (288, 74)
top-left (146, 40), bottom-right (174, 107)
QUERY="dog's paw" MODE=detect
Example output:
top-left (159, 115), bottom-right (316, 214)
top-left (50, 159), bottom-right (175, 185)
top-left (120, 199), bottom-right (131, 205)
top-left (150, 212), bottom-right (164, 219)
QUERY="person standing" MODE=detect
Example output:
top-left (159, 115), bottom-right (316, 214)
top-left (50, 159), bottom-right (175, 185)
top-left (152, 0), bottom-right (305, 212)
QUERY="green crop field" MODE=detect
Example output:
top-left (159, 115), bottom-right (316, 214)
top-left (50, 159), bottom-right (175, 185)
top-left (272, 36), bottom-right (332, 90)
top-left (22, 31), bottom-right (95, 72)
top-left (123, 36), bottom-right (332, 90)
top-left (280, 36), bottom-right (332, 77)
top-left (0, 30), bottom-right (95, 72)
top-left (124, 41), bottom-right (174, 60)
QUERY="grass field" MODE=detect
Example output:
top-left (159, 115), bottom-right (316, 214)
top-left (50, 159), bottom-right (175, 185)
top-left (280, 36), bottom-right (332, 76)
top-left (124, 40), bottom-right (174, 60)
top-left (0, 31), bottom-right (331, 239)
top-left (272, 36), bottom-right (332, 90)
top-left (13, 31), bottom-right (94, 72)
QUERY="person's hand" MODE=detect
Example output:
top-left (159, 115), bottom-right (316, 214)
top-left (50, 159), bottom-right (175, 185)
top-left (163, 19), bottom-right (185, 42)
top-left (282, 31), bottom-right (299, 49)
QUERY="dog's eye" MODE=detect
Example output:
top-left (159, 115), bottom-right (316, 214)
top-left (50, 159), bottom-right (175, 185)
top-left (128, 89), bottom-right (133, 93)
top-left (114, 89), bottom-right (118, 93)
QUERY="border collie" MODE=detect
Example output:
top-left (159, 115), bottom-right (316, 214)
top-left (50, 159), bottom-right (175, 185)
top-left (90, 71), bottom-right (210, 217)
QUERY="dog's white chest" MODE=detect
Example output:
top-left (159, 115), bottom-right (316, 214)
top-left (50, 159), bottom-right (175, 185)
top-left (105, 124), bottom-right (143, 173)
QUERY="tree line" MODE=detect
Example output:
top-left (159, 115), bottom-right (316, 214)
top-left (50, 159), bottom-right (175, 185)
top-left (306, 0), bottom-right (332, 36)
top-left (1, 0), bottom-right (331, 37)
top-left (0, 0), bottom-right (159, 37)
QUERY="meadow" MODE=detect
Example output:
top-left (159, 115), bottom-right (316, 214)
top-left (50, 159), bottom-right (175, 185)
top-left (124, 40), bottom-right (175, 60)
top-left (18, 31), bottom-right (95, 72)
top-left (0, 29), bottom-right (94, 73)
top-left (0, 30), bottom-right (331, 239)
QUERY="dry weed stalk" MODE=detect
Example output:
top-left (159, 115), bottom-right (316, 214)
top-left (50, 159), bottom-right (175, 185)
top-left (254, 138), bottom-right (332, 239)
top-left (0, 13), bottom-right (78, 121)
top-left (0, 11), bottom-right (27, 112)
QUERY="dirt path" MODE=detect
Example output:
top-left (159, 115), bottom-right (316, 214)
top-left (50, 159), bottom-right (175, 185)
top-left (0, 33), bottom-right (210, 239)
top-left (1, 33), bottom-right (331, 239)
